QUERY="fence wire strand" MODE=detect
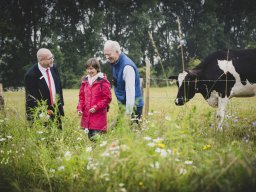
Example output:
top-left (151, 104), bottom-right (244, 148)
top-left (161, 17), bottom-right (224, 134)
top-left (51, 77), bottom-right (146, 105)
top-left (149, 78), bottom-right (251, 83)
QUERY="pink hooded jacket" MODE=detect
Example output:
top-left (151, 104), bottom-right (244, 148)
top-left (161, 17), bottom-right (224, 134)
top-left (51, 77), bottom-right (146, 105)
top-left (77, 74), bottom-right (112, 131)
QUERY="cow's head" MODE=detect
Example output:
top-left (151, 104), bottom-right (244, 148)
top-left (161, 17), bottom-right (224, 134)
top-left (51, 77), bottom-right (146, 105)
top-left (169, 70), bottom-right (198, 105)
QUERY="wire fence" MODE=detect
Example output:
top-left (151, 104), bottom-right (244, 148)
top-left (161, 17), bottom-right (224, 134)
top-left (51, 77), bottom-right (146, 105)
top-left (144, 77), bottom-right (256, 106)
top-left (149, 77), bottom-right (252, 83)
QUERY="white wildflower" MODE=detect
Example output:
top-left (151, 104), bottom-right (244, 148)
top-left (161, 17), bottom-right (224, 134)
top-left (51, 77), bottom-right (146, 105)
top-left (86, 147), bottom-right (92, 152)
top-left (58, 165), bottom-right (65, 171)
top-left (39, 112), bottom-right (49, 120)
top-left (99, 141), bottom-right (107, 147)
top-left (150, 161), bottom-right (160, 169)
top-left (0, 138), bottom-right (6, 142)
top-left (120, 144), bottom-right (129, 151)
top-left (1, 157), bottom-right (9, 164)
top-left (49, 168), bottom-right (56, 173)
top-left (160, 150), bottom-right (168, 157)
top-left (37, 131), bottom-right (44, 134)
top-left (144, 136), bottom-right (152, 141)
top-left (120, 188), bottom-right (127, 192)
top-left (76, 137), bottom-right (82, 141)
top-left (64, 151), bottom-right (72, 161)
top-left (226, 114), bottom-right (232, 119)
top-left (165, 116), bottom-right (171, 121)
top-left (84, 128), bottom-right (89, 134)
top-left (179, 168), bottom-right (187, 175)
top-left (147, 142), bottom-right (155, 147)
top-left (100, 173), bottom-right (110, 181)
top-left (119, 183), bottom-right (125, 187)
top-left (153, 137), bottom-right (163, 143)
top-left (39, 113), bottom-right (44, 118)
top-left (184, 160), bottom-right (193, 165)
top-left (101, 151), bottom-right (110, 157)
top-left (155, 148), bottom-right (168, 157)
top-left (86, 160), bottom-right (98, 170)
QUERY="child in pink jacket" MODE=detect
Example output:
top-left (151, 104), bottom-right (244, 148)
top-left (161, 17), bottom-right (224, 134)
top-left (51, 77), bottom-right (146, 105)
top-left (77, 58), bottom-right (112, 140)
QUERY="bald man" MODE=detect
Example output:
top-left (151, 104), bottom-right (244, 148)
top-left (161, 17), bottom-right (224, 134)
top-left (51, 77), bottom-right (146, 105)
top-left (25, 48), bottom-right (64, 129)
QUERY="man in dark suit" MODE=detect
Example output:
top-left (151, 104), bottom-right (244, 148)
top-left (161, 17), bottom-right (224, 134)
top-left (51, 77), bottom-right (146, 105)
top-left (25, 48), bottom-right (64, 129)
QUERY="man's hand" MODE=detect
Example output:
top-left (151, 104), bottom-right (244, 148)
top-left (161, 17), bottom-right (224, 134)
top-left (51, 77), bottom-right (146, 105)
top-left (47, 110), bottom-right (54, 115)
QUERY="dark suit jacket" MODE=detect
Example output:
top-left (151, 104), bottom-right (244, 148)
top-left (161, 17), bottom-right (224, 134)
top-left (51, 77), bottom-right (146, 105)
top-left (25, 64), bottom-right (64, 121)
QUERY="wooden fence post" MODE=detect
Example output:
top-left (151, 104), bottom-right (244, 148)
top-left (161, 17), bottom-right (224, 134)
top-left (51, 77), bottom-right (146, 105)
top-left (0, 83), bottom-right (4, 110)
top-left (144, 57), bottom-right (150, 117)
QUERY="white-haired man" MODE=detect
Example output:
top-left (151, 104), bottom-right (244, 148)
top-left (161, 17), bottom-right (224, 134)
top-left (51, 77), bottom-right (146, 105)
top-left (104, 40), bottom-right (144, 122)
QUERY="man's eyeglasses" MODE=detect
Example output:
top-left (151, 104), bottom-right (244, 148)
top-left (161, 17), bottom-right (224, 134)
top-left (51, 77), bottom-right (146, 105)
top-left (47, 56), bottom-right (54, 60)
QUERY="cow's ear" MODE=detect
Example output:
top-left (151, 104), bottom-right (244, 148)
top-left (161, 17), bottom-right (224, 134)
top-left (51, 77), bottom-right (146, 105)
top-left (168, 75), bottom-right (178, 80)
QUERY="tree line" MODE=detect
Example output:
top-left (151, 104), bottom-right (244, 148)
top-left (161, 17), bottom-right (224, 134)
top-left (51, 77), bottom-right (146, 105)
top-left (0, 0), bottom-right (255, 88)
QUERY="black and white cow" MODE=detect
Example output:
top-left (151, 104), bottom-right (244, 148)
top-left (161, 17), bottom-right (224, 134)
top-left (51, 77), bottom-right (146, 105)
top-left (169, 49), bottom-right (256, 129)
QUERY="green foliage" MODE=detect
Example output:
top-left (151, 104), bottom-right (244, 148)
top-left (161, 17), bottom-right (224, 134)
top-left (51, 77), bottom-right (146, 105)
top-left (187, 57), bottom-right (201, 70)
top-left (1, 0), bottom-right (256, 88)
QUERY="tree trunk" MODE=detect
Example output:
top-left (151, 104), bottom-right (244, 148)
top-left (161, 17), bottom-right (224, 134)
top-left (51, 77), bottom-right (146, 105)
top-left (0, 83), bottom-right (4, 110)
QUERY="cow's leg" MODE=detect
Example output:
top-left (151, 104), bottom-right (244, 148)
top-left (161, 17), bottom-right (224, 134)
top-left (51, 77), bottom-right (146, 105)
top-left (216, 96), bottom-right (229, 130)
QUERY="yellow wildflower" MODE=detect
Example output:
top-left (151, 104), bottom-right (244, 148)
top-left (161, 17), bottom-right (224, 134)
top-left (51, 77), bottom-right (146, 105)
top-left (203, 144), bottom-right (211, 150)
top-left (157, 143), bottom-right (165, 148)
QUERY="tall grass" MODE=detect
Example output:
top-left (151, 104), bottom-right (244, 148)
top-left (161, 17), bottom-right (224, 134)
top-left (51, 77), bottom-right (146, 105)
top-left (0, 87), bottom-right (256, 192)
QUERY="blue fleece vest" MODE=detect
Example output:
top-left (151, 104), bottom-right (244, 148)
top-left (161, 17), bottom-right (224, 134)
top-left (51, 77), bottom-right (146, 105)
top-left (112, 53), bottom-right (144, 107)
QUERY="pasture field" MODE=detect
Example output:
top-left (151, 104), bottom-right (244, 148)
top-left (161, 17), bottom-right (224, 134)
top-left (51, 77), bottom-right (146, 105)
top-left (1, 86), bottom-right (256, 192)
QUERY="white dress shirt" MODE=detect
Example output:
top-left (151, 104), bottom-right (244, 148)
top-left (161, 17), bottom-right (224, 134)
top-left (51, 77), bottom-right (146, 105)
top-left (123, 65), bottom-right (135, 115)
top-left (38, 63), bottom-right (56, 103)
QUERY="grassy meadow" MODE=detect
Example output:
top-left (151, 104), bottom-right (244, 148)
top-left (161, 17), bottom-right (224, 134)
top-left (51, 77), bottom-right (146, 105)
top-left (1, 86), bottom-right (256, 192)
